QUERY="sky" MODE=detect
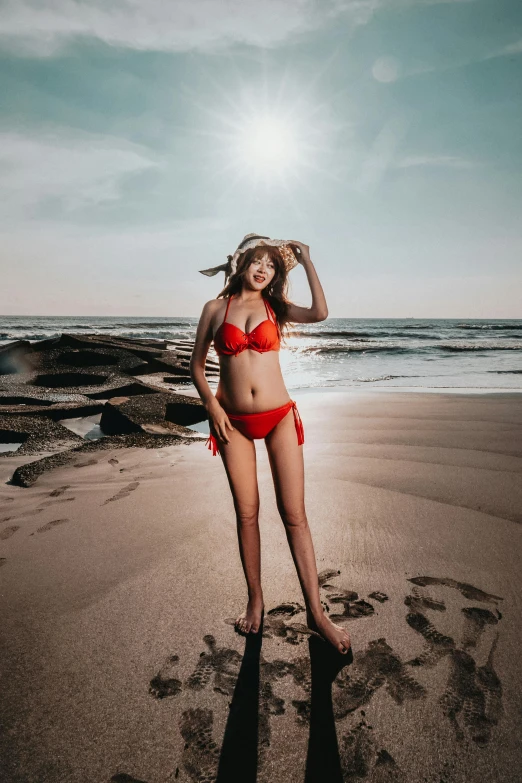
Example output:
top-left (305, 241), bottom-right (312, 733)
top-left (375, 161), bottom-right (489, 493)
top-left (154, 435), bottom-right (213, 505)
top-left (0, 0), bottom-right (521, 318)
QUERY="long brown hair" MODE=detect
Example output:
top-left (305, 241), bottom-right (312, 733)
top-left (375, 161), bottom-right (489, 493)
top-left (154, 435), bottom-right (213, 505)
top-left (217, 245), bottom-right (291, 337)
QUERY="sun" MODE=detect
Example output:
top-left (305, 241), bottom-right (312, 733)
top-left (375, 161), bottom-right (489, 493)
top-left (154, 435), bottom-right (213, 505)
top-left (180, 51), bottom-right (348, 206)
top-left (235, 115), bottom-right (302, 177)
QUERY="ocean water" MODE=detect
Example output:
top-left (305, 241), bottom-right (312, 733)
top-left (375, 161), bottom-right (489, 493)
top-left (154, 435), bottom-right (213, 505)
top-left (1, 315), bottom-right (522, 392)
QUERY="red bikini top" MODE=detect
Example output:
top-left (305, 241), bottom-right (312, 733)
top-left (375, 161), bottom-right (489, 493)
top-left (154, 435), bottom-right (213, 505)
top-left (213, 295), bottom-right (280, 357)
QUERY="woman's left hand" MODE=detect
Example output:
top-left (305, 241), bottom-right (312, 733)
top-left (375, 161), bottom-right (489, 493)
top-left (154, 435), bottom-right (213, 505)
top-left (289, 240), bottom-right (311, 265)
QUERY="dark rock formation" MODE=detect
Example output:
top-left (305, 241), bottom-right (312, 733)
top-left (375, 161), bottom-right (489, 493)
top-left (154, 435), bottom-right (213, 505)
top-left (0, 415), bottom-right (84, 455)
top-left (100, 392), bottom-right (206, 435)
top-left (0, 332), bottom-right (215, 483)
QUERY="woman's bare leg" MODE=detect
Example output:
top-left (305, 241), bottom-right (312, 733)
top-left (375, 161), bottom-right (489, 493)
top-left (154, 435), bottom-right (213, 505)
top-left (265, 410), bottom-right (351, 654)
top-left (218, 426), bottom-right (264, 634)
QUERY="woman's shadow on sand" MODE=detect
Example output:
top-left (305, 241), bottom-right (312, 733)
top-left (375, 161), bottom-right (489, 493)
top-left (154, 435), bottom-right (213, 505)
top-left (216, 616), bottom-right (353, 783)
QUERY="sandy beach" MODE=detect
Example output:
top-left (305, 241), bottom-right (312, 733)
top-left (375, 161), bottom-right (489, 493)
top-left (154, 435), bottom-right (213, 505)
top-left (1, 389), bottom-right (521, 783)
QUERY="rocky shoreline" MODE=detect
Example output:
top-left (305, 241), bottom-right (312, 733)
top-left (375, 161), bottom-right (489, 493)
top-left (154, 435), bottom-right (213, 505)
top-left (0, 332), bottom-right (214, 486)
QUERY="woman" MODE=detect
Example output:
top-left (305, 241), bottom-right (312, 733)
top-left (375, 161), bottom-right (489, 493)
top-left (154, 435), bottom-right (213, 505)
top-left (190, 233), bottom-right (351, 655)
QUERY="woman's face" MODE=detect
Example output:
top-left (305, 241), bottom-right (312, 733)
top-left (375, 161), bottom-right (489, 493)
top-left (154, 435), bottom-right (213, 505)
top-left (243, 252), bottom-right (276, 292)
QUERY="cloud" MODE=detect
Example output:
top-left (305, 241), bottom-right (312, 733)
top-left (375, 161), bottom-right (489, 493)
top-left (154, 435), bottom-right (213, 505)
top-left (0, 128), bottom-right (161, 222)
top-left (0, 0), bottom-right (480, 58)
top-left (401, 32), bottom-right (521, 78)
top-left (484, 37), bottom-right (522, 60)
top-left (0, 0), bottom-right (378, 57)
top-left (396, 154), bottom-right (476, 169)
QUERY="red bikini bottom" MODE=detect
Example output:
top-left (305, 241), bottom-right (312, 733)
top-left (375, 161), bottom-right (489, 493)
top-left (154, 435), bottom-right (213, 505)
top-left (206, 400), bottom-right (304, 456)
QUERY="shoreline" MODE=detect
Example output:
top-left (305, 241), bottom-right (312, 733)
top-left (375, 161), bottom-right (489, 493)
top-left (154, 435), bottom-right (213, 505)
top-left (189, 383), bottom-right (522, 397)
top-left (2, 317), bottom-right (521, 395)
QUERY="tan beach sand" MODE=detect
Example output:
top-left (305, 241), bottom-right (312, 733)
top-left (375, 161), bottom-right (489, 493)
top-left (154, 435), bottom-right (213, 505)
top-left (1, 391), bottom-right (521, 783)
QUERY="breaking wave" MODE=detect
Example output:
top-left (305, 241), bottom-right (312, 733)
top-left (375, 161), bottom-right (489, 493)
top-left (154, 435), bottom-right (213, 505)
top-left (456, 323), bottom-right (522, 331)
top-left (437, 343), bottom-right (522, 352)
top-left (300, 344), bottom-right (416, 355)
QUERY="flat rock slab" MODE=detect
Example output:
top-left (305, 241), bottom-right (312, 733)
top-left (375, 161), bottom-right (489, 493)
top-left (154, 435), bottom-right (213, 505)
top-left (101, 392), bottom-right (206, 435)
top-left (0, 414), bottom-right (83, 456)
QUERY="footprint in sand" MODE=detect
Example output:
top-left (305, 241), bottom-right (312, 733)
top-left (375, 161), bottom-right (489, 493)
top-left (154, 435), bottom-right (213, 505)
top-left (144, 579), bottom-right (349, 778)
top-left (150, 635), bottom-right (244, 701)
top-left (108, 458), bottom-right (119, 466)
top-left (441, 635), bottom-right (503, 746)
top-left (103, 481), bottom-right (140, 505)
top-left (30, 518), bottom-right (70, 535)
top-left (325, 589), bottom-right (375, 622)
top-left (319, 569), bottom-right (383, 623)
top-left (118, 463), bottom-right (141, 473)
top-left (339, 713), bottom-right (405, 782)
top-left (149, 637), bottom-right (288, 779)
top-left (38, 489), bottom-right (75, 508)
top-left (142, 570), bottom-right (505, 783)
top-left (334, 637), bottom-right (426, 720)
top-left (404, 575), bottom-right (504, 746)
top-left (148, 624), bottom-right (366, 780)
top-left (149, 654), bottom-right (183, 699)
top-left (48, 485), bottom-right (70, 497)
top-left (408, 575), bottom-right (502, 603)
top-left (405, 587), bottom-right (446, 614)
top-left (368, 590), bottom-right (389, 603)
top-left (461, 606), bottom-right (500, 650)
top-left (180, 708), bottom-right (220, 783)
top-left (151, 629), bottom-right (278, 760)
top-left (186, 635), bottom-right (244, 695)
top-left (0, 525), bottom-right (20, 540)
top-left (406, 610), bottom-right (456, 667)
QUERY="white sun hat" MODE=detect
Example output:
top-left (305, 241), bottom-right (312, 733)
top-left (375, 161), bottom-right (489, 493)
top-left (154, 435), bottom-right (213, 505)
top-left (199, 233), bottom-right (299, 279)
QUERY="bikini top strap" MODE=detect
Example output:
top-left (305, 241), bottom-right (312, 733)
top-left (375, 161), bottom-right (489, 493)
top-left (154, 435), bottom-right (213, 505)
top-left (223, 294), bottom-right (234, 324)
top-left (263, 297), bottom-right (275, 323)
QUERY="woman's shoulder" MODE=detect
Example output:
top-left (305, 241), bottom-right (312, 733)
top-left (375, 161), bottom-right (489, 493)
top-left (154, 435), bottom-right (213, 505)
top-left (200, 298), bottom-right (228, 322)
top-left (202, 297), bottom-right (225, 311)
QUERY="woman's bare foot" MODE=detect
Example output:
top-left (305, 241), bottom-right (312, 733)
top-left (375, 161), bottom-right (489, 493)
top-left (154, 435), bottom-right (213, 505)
top-left (306, 608), bottom-right (351, 654)
top-left (235, 597), bottom-right (264, 635)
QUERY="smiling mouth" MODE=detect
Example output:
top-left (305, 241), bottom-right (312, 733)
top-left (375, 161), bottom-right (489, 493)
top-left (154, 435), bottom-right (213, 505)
top-left (254, 275), bottom-right (266, 282)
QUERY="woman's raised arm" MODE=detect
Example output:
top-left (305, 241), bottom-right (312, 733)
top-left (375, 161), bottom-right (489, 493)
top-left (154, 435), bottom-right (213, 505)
top-left (285, 241), bottom-right (328, 324)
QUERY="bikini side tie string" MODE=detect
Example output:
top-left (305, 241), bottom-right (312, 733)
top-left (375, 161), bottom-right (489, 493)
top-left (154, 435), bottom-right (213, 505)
top-left (206, 432), bottom-right (220, 456)
top-left (291, 400), bottom-right (305, 446)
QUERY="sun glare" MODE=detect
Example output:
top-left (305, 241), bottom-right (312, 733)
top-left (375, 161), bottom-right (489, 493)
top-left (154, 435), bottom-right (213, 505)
top-left (183, 51), bottom-right (349, 207)
top-left (237, 116), bottom-right (301, 175)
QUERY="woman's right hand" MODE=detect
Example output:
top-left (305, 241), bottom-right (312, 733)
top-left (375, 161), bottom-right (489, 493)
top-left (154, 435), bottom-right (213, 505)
top-left (288, 240), bottom-right (311, 265)
top-left (206, 399), bottom-right (235, 445)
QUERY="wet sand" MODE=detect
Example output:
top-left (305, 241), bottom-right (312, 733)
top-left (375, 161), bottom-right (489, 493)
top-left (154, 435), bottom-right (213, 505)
top-left (1, 390), bottom-right (521, 783)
